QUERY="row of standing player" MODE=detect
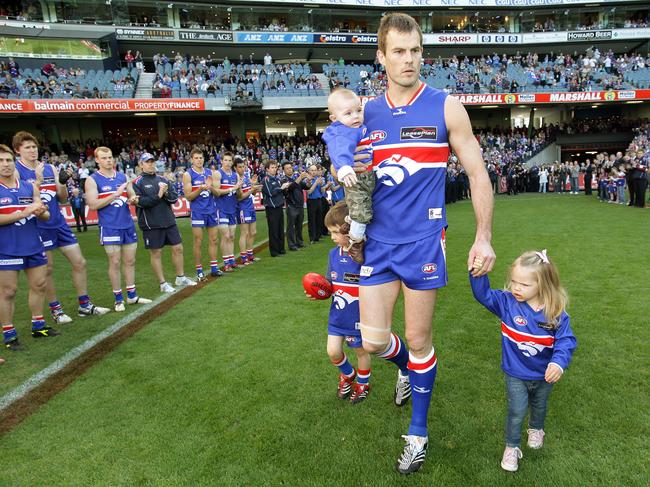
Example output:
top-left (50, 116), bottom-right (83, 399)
top-left (0, 132), bottom-right (261, 355)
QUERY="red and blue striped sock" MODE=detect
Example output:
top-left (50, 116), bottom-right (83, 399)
top-left (196, 264), bottom-right (204, 276)
top-left (377, 332), bottom-right (409, 374)
top-left (31, 315), bottom-right (46, 331)
top-left (78, 294), bottom-right (90, 309)
top-left (407, 348), bottom-right (438, 437)
top-left (240, 252), bottom-right (248, 264)
top-left (48, 301), bottom-right (63, 316)
top-left (113, 289), bottom-right (124, 303)
top-left (126, 285), bottom-right (137, 300)
top-left (2, 324), bottom-right (17, 343)
top-left (357, 368), bottom-right (371, 385)
top-left (210, 260), bottom-right (219, 273)
top-left (332, 354), bottom-right (355, 378)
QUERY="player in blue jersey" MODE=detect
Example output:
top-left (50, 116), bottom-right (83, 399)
top-left (307, 202), bottom-right (373, 404)
top-left (337, 14), bottom-right (496, 474)
top-left (213, 152), bottom-right (243, 272)
top-left (469, 250), bottom-right (577, 472)
top-left (13, 131), bottom-right (109, 324)
top-left (0, 144), bottom-right (58, 351)
top-left (235, 157), bottom-right (262, 265)
top-left (182, 147), bottom-right (222, 279)
top-left (85, 147), bottom-right (151, 312)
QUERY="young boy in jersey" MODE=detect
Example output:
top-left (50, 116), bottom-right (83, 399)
top-left (322, 89), bottom-right (373, 264)
top-left (306, 201), bottom-right (372, 403)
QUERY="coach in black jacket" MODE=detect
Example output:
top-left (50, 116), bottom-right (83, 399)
top-left (130, 152), bottom-right (195, 292)
top-left (281, 160), bottom-right (308, 251)
top-left (262, 159), bottom-right (290, 257)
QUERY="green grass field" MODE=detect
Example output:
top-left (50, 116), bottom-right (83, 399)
top-left (1, 195), bottom-right (649, 486)
top-left (0, 37), bottom-right (104, 58)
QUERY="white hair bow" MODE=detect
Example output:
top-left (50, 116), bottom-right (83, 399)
top-left (535, 249), bottom-right (550, 264)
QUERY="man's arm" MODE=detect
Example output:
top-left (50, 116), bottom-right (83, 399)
top-left (445, 95), bottom-right (496, 276)
top-left (182, 171), bottom-right (203, 201)
top-left (132, 178), bottom-right (159, 208)
top-left (85, 176), bottom-right (127, 211)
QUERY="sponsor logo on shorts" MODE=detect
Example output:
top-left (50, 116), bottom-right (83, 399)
top-left (345, 336), bottom-right (357, 343)
top-left (514, 316), bottom-right (527, 326)
top-left (400, 126), bottom-right (437, 140)
top-left (370, 130), bottom-right (387, 142)
top-left (0, 258), bottom-right (24, 265)
top-left (360, 266), bottom-right (373, 277)
top-left (428, 208), bottom-right (443, 220)
top-left (422, 263), bottom-right (437, 274)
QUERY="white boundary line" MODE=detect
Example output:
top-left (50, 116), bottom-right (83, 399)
top-left (0, 292), bottom-right (172, 412)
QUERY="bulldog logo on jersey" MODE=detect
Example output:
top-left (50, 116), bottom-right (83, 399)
top-left (333, 289), bottom-right (358, 310)
top-left (375, 154), bottom-right (422, 187)
top-left (517, 341), bottom-right (547, 357)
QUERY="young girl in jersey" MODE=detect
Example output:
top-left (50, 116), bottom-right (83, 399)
top-left (469, 250), bottom-right (577, 472)
top-left (305, 201), bottom-right (372, 404)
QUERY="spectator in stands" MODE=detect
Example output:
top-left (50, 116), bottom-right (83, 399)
top-left (41, 62), bottom-right (56, 77)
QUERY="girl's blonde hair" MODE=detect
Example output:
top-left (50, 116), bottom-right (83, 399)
top-left (507, 250), bottom-right (568, 325)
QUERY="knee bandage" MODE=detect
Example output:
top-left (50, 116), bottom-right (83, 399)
top-left (359, 323), bottom-right (391, 348)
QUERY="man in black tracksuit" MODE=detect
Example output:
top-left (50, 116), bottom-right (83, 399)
top-left (261, 159), bottom-right (288, 257)
top-left (130, 152), bottom-right (196, 292)
top-left (281, 160), bottom-right (308, 251)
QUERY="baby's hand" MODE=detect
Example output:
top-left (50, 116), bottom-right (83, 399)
top-left (341, 172), bottom-right (358, 188)
top-left (545, 363), bottom-right (563, 383)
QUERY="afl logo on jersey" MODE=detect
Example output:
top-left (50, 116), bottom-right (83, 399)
top-left (514, 316), bottom-right (527, 326)
top-left (101, 185), bottom-right (112, 192)
top-left (370, 130), bottom-right (387, 143)
top-left (422, 263), bottom-right (437, 274)
top-left (0, 197), bottom-right (11, 204)
top-left (330, 271), bottom-right (338, 280)
top-left (400, 127), bottom-right (437, 141)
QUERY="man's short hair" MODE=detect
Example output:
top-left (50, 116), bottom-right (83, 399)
top-left (190, 147), bottom-right (203, 158)
top-left (223, 151), bottom-right (234, 159)
top-left (12, 131), bottom-right (39, 151)
top-left (94, 146), bottom-right (112, 158)
top-left (234, 157), bottom-right (245, 166)
top-left (377, 13), bottom-right (422, 54)
top-left (0, 143), bottom-right (14, 157)
top-left (265, 159), bottom-right (278, 169)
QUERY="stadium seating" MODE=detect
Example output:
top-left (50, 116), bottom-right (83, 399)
top-left (0, 66), bottom-right (139, 99)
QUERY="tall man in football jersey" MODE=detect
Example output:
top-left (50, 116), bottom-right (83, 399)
top-left (0, 144), bottom-right (56, 351)
top-left (13, 131), bottom-right (109, 324)
top-left (85, 147), bottom-right (151, 312)
top-left (353, 14), bottom-right (496, 474)
top-left (213, 152), bottom-right (243, 271)
top-left (183, 148), bottom-right (222, 279)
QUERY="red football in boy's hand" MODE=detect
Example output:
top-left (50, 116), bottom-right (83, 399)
top-left (302, 272), bottom-right (333, 300)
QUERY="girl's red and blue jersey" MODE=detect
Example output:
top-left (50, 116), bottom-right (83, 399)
top-left (364, 83), bottom-right (450, 244)
top-left (216, 168), bottom-right (238, 215)
top-left (188, 167), bottom-right (214, 214)
top-left (16, 160), bottom-right (66, 229)
top-left (470, 273), bottom-right (577, 381)
top-left (327, 247), bottom-right (361, 330)
top-left (237, 172), bottom-right (255, 213)
top-left (91, 171), bottom-right (132, 229)
top-left (0, 179), bottom-right (44, 256)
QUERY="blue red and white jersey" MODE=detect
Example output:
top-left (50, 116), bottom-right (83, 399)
top-left (15, 159), bottom-right (66, 229)
top-left (364, 83), bottom-right (450, 244)
top-left (216, 168), bottom-right (238, 214)
top-left (470, 273), bottom-right (577, 381)
top-left (329, 174), bottom-right (344, 203)
top-left (323, 122), bottom-right (373, 173)
top-left (0, 179), bottom-right (44, 256)
top-left (188, 167), bottom-right (214, 214)
top-left (91, 170), bottom-right (132, 230)
top-left (237, 172), bottom-right (255, 213)
top-left (327, 247), bottom-right (361, 330)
